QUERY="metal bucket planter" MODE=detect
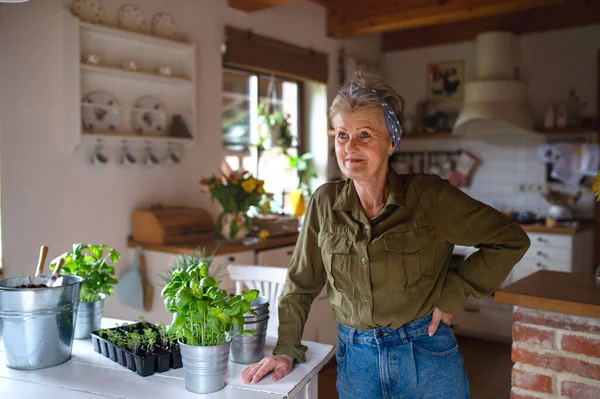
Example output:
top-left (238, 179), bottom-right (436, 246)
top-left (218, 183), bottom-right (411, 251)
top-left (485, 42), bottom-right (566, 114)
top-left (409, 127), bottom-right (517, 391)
top-left (74, 293), bottom-right (105, 339)
top-left (231, 296), bottom-right (270, 364)
top-left (0, 275), bottom-right (83, 370)
top-left (230, 315), bottom-right (269, 364)
top-left (179, 340), bottom-right (231, 394)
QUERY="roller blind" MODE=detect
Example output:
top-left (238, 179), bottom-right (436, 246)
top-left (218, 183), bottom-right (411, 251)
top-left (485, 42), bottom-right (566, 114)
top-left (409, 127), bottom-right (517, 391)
top-left (223, 26), bottom-right (329, 84)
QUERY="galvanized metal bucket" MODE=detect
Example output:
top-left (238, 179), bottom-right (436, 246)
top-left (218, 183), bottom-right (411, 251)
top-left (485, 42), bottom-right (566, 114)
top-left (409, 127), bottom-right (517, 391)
top-left (73, 293), bottom-right (105, 339)
top-left (179, 340), bottom-right (231, 394)
top-left (250, 295), bottom-right (269, 311)
top-left (230, 313), bottom-right (270, 364)
top-left (0, 275), bottom-right (83, 370)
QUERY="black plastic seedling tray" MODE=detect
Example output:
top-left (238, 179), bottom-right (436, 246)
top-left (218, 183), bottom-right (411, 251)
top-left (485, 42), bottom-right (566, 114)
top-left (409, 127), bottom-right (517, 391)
top-left (91, 322), bottom-right (182, 377)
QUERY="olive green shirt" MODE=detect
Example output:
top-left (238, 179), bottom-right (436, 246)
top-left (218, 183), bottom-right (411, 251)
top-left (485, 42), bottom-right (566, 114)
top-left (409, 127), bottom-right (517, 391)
top-left (273, 169), bottom-right (530, 362)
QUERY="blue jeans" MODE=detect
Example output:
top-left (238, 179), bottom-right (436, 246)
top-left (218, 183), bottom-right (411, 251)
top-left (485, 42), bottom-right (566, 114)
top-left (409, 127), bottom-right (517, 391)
top-left (336, 314), bottom-right (470, 399)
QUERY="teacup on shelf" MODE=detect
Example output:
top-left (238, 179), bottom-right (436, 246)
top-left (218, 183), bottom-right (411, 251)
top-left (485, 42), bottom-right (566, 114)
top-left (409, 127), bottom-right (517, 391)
top-left (158, 65), bottom-right (172, 76)
top-left (122, 60), bottom-right (138, 72)
top-left (84, 53), bottom-right (100, 65)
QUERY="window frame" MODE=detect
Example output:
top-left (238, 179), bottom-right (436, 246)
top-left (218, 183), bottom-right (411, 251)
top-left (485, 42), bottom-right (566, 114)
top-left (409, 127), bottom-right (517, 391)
top-left (222, 67), bottom-right (304, 177)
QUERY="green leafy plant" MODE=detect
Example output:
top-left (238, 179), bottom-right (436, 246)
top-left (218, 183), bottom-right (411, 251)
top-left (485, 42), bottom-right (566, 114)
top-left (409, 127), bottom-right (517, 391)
top-left (257, 103), bottom-right (293, 151)
top-left (161, 251), bottom-right (259, 346)
top-left (51, 243), bottom-right (120, 303)
top-left (143, 328), bottom-right (157, 355)
top-left (288, 152), bottom-right (318, 190)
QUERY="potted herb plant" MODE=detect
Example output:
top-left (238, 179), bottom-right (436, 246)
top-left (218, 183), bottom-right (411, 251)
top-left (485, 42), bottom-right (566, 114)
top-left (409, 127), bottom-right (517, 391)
top-left (161, 251), bottom-right (259, 394)
top-left (51, 243), bottom-right (120, 339)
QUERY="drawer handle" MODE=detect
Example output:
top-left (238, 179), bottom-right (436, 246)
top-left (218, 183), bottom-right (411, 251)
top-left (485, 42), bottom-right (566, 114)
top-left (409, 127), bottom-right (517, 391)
top-left (464, 307), bottom-right (480, 313)
top-left (537, 251), bottom-right (546, 257)
top-left (537, 237), bottom-right (548, 243)
top-left (536, 262), bottom-right (544, 268)
top-left (228, 256), bottom-right (235, 262)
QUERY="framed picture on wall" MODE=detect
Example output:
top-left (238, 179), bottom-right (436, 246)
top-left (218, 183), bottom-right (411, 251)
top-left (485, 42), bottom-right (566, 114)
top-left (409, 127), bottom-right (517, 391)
top-left (426, 60), bottom-right (465, 102)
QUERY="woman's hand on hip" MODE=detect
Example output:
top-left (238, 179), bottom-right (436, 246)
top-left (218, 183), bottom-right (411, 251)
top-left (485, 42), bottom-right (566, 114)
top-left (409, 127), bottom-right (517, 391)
top-left (241, 354), bottom-right (294, 384)
top-left (428, 307), bottom-right (452, 336)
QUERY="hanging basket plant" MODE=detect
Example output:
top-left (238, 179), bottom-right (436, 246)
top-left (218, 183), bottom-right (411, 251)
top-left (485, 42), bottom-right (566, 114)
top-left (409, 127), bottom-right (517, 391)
top-left (257, 103), bottom-right (293, 152)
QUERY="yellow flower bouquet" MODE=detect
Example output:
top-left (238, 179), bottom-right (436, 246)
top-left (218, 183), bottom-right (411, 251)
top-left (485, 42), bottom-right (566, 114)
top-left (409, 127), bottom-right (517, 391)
top-left (200, 171), bottom-right (269, 240)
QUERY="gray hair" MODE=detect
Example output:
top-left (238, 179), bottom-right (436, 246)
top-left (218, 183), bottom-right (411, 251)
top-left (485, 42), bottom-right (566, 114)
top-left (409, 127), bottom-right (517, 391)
top-left (329, 74), bottom-right (406, 131)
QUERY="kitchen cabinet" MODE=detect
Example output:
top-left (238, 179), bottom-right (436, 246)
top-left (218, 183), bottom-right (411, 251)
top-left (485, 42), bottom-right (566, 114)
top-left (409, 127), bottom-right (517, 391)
top-left (306, 290), bottom-right (338, 346)
top-left (451, 228), bottom-right (594, 342)
top-left (511, 229), bottom-right (594, 282)
top-left (256, 245), bottom-right (295, 267)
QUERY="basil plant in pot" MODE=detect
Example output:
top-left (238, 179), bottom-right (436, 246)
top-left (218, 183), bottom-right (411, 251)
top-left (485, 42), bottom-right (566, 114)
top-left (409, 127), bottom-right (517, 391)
top-left (51, 243), bottom-right (120, 339)
top-left (162, 252), bottom-right (258, 394)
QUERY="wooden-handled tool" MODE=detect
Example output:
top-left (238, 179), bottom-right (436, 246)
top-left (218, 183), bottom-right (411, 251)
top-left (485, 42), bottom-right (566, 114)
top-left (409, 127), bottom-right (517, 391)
top-left (35, 246), bottom-right (49, 277)
top-left (48, 258), bottom-right (65, 287)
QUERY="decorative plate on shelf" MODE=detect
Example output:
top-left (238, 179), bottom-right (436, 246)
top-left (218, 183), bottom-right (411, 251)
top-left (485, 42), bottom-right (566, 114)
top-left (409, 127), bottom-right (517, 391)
top-left (71, 0), bottom-right (104, 24)
top-left (81, 91), bottom-right (121, 132)
top-left (132, 96), bottom-right (167, 135)
top-left (117, 4), bottom-right (146, 33)
top-left (150, 12), bottom-right (178, 39)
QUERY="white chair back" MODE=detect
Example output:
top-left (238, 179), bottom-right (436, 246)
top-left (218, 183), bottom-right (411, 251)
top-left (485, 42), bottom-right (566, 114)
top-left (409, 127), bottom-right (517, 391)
top-left (226, 264), bottom-right (288, 337)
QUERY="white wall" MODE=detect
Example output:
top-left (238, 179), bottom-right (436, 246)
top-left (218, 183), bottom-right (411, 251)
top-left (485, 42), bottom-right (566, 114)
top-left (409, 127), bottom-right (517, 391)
top-left (382, 25), bottom-right (600, 218)
top-left (0, 0), bottom-right (378, 286)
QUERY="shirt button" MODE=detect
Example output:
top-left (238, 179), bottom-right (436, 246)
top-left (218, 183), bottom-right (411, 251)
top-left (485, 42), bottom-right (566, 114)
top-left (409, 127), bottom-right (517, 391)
top-left (361, 257), bottom-right (367, 265)
top-left (363, 296), bottom-right (371, 304)
top-left (364, 224), bottom-right (370, 230)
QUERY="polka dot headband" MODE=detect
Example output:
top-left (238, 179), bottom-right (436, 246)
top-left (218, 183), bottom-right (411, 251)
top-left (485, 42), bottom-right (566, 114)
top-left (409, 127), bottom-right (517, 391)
top-left (351, 87), bottom-right (403, 152)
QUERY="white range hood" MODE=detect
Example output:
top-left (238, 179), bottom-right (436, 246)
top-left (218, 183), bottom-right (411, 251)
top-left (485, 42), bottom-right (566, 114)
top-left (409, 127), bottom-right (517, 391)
top-left (453, 31), bottom-right (542, 142)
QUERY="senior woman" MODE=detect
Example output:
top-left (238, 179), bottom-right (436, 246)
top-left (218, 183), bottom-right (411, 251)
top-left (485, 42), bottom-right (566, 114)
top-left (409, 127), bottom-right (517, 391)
top-left (241, 76), bottom-right (530, 398)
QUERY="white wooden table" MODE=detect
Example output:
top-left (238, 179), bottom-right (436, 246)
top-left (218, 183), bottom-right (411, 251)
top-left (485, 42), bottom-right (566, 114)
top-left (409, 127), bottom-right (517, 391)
top-left (0, 318), bottom-right (334, 399)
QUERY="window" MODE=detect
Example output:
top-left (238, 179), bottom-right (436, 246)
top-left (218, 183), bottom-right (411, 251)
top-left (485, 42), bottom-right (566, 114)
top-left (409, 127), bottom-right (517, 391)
top-left (222, 69), bottom-right (301, 212)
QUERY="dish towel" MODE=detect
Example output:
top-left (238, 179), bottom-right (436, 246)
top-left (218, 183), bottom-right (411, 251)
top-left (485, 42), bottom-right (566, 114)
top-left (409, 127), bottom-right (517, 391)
top-left (116, 246), bottom-right (144, 310)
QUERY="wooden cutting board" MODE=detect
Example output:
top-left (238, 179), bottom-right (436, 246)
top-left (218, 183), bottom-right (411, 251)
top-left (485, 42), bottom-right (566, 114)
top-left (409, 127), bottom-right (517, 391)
top-left (138, 252), bottom-right (153, 311)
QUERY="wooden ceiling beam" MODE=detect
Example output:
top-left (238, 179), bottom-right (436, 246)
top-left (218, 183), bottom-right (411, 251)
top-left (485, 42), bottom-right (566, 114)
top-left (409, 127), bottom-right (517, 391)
top-left (227, 0), bottom-right (300, 12)
top-left (382, 0), bottom-right (600, 52)
top-left (325, 0), bottom-right (572, 38)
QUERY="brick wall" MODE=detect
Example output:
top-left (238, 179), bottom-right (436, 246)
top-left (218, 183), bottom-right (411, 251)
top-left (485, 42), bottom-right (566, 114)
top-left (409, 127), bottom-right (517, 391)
top-left (510, 306), bottom-right (600, 399)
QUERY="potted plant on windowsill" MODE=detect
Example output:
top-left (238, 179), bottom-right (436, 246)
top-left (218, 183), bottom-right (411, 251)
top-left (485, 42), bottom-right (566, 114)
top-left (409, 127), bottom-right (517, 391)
top-left (51, 243), bottom-right (120, 339)
top-left (161, 251), bottom-right (258, 394)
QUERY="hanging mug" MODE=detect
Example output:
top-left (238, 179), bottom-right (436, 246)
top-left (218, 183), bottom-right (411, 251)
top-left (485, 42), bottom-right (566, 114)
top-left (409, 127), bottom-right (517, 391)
top-left (119, 143), bottom-right (137, 169)
top-left (142, 145), bottom-right (160, 167)
top-left (164, 144), bottom-right (181, 168)
top-left (90, 142), bottom-right (109, 168)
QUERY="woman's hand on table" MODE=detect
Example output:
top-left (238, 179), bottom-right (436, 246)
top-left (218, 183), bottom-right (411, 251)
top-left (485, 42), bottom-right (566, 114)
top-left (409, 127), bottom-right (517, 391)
top-left (241, 354), bottom-right (294, 384)
top-left (428, 307), bottom-right (453, 336)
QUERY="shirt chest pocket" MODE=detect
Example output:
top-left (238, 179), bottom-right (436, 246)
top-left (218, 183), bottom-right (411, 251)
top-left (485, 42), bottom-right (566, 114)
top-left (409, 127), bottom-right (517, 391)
top-left (318, 231), bottom-right (356, 299)
top-left (384, 226), bottom-right (436, 294)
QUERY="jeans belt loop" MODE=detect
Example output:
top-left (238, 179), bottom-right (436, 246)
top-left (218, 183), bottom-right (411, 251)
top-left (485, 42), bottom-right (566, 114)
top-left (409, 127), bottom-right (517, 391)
top-left (349, 328), bottom-right (355, 345)
top-left (399, 325), bottom-right (408, 344)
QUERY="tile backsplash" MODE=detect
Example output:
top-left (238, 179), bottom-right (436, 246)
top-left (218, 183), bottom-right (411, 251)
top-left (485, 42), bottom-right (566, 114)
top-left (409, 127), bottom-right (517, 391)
top-left (395, 135), bottom-right (596, 219)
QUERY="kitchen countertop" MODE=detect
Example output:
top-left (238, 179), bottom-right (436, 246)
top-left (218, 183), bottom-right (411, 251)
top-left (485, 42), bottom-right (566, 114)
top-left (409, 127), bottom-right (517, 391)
top-left (518, 223), bottom-right (592, 235)
top-left (494, 270), bottom-right (600, 318)
top-left (127, 234), bottom-right (299, 256)
top-left (127, 220), bottom-right (590, 256)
